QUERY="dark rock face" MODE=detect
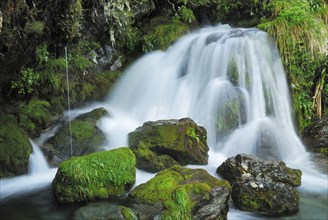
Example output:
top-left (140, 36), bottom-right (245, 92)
top-left (42, 108), bottom-right (108, 166)
top-left (128, 118), bottom-right (209, 172)
top-left (128, 165), bottom-right (231, 220)
top-left (217, 154), bottom-right (302, 216)
top-left (302, 116), bottom-right (328, 154)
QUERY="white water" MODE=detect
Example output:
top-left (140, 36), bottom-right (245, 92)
top-left (1, 25), bottom-right (327, 218)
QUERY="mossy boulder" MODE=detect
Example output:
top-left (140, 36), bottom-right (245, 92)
top-left (52, 147), bottom-right (136, 203)
top-left (0, 115), bottom-right (32, 178)
top-left (128, 165), bottom-right (231, 219)
top-left (128, 118), bottom-right (209, 172)
top-left (43, 107), bottom-right (108, 165)
top-left (18, 99), bottom-right (54, 138)
top-left (217, 154), bottom-right (302, 215)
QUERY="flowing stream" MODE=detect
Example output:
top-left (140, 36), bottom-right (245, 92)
top-left (0, 25), bottom-right (327, 219)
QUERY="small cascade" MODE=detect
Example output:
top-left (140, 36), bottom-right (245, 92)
top-left (28, 139), bottom-right (49, 174)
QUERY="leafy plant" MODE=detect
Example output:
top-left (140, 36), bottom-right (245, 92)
top-left (11, 68), bottom-right (40, 98)
top-left (177, 6), bottom-right (196, 23)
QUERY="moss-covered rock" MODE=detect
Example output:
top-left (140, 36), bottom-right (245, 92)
top-left (128, 118), bottom-right (209, 172)
top-left (0, 115), bottom-right (32, 178)
top-left (18, 99), bottom-right (54, 138)
top-left (43, 107), bottom-right (108, 165)
top-left (52, 147), bottom-right (136, 203)
top-left (128, 165), bottom-right (231, 219)
top-left (141, 16), bottom-right (190, 52)
top-left (217, 154), bottom-right (302, 215)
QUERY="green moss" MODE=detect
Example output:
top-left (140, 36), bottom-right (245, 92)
top-left (119, 206), bottom-right (138, 220)
top-left (0, 115), bottom-right (32, 177)
top-left (18, 99), bottom-right (52, 136)
top-left (53, 147), bottom-right (136, 203)
top-left (142, 17), bottom-right (189, 52)
top-left (130, 165), bottom-right (231, 219)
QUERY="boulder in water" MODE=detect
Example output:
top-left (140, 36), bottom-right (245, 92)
top-left (52, 147), bottom-right (136, 203)
top-left (43, 107), bottom-right (108, 165)
top-left (217, 154), bottom-right (302, 215)
top-left (128, 165), bottom-right (231, 219)
top-left (128, 118), bottom-right (209, 172)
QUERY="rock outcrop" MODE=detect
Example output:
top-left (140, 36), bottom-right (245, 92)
top-left (53, 147), bottom-right (136, 203)
top-left (128, 118), bottom-right (209, 172)
top-left (217, 154), bottom-right (302, 216)
top-left (128, 165), bottom-right (231, 219)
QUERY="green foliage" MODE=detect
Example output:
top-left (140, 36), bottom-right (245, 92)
top-left (177, 6), bottom-right (196, 23)
top-left (24, 21), bottom-right (45, 35)
top-left (124, 27), bottom-right (142, 54)
top-left (35, 44), bottom-right (49, 66)
top-left (258, 0), bottom-right (328, 130)
top-left (11, 68), bottom-right (40, 98)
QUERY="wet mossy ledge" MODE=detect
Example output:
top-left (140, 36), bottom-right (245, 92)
top-left (52, 147), bottom-right (136, 203)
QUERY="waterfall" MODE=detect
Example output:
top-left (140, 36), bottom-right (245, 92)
top-left (28, 139), bottom-right (49, 174)
top-left (101, 25), bottom-right (304, 160)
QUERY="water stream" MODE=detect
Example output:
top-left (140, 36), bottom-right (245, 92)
top-left (0, 25), bottom-right (327, 219)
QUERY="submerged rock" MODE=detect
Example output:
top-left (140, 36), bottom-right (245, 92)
top-left (53, 147), bottom-right (136, 203)
top-left (128, 165), bottom-right (231, 219)
top-left (217, 154), bottom-right (302, 216)
top-left (0, 115), bottom-right (32, 178)
top-left (43, 107), bottom-right (108, 165)
top-left (128, 118), bottom-right (209, 172)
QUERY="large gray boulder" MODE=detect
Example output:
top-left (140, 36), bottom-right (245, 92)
top-left (217, 154), bottom-right (302, 216)
top-left (128, 118), bottom-right (209, 173)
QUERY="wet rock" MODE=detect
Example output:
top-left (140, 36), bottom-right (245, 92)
top-left (43, 107), bottom-right (108, 165)
top-left (128, 165), bottom-right (231, 219)
top-left (302, 116), bottom-right (328, 155)
top-left (217, 154), bottom-right (302, 216)
top-left (128, 118), bottom-right (209, 172)
top-left (53, 147), bottom-right (136, 203)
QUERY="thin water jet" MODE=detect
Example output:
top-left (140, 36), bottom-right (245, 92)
top-left (65, 46), bottom-right (73, 157)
